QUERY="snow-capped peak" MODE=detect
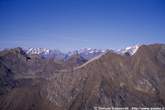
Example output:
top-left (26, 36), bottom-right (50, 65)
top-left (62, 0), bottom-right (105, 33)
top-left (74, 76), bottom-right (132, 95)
top-left (25, 48), bottom-right (66, 59)
top-left (26, 48), bottom-right (51, 55)
top-left (67, 48), bottom-right (107, 60)
top-left (117, 45), bottom-right (140, 55)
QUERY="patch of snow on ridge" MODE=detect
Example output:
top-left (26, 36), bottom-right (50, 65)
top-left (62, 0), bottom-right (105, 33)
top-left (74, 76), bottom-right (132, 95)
top-left (74, 51), bottom-right (109, 70)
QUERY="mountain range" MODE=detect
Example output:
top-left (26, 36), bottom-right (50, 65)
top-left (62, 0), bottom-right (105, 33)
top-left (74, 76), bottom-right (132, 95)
top-left (0, 44), bottom-right (165, 110)
top-left (23, 45), bottom-right (140, 60)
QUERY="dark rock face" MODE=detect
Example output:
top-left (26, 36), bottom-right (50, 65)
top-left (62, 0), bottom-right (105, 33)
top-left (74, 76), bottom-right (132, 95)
top-left (0, 61), bottom-right (16, 95)
top-left (0, 44), bottom-right (165, 110)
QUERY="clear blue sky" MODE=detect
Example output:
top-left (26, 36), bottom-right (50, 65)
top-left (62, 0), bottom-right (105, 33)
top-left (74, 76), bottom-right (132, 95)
top-left (0, 0), bottom-right (165, 52)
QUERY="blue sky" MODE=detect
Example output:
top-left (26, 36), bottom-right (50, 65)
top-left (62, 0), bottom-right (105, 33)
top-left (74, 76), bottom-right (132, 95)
top-left (0, 0), bottom-right (165, 52)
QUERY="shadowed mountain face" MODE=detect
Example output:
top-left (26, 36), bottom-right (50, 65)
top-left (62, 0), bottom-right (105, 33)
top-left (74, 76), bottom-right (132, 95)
top-left (64, 53), bottom-right (88, 69)
top-left (0, 44), bottom-right (165, 110)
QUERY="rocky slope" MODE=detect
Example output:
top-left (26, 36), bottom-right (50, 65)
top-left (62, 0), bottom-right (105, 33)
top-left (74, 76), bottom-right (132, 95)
top-left (0, 44), bottom-right (165, 110)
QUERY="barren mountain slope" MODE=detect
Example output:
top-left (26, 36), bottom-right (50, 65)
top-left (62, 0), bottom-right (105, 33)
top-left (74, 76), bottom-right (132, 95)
top-left (44, 44), bottom-right (165, 110)
top-left (0, 44), bottom-right (165, 110)
top-left (0, 47), bottom-right (65, 78)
